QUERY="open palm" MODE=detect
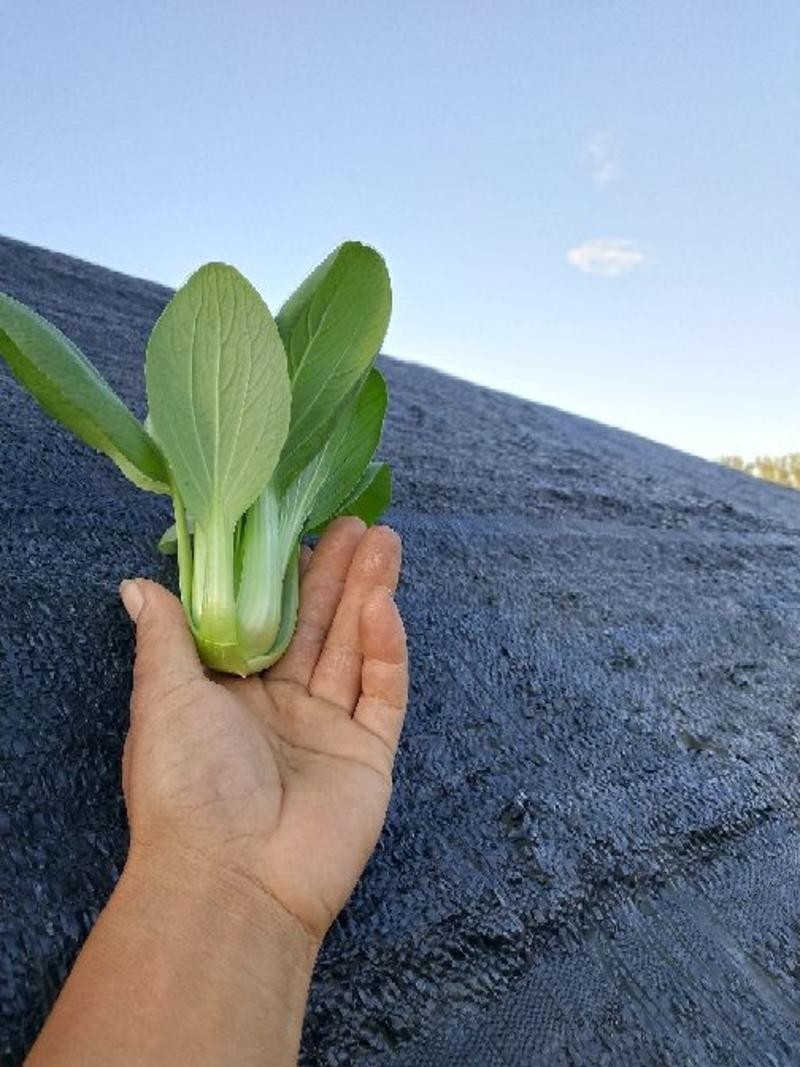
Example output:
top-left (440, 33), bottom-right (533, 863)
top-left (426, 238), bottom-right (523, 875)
top-left (121, 517), bottom-right (407, 944)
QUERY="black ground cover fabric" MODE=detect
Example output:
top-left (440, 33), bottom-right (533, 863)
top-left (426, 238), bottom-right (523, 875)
top-left (2, 233), bottom-right (800, 1065)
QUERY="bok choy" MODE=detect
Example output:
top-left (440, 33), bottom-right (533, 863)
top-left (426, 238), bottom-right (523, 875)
top-left (0, 242), bottom-right (392, 675)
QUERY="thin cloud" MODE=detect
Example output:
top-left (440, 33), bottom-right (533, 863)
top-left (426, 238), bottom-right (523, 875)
top-left (583, 129), bottom-right (621, 184)
top-left (566, 239), bottom-right (648, 277)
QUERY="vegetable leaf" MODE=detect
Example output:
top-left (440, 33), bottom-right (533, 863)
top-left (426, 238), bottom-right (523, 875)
top-left (145, 263), bottom-right (291, 529)
top-left (157, 522), bottom-right (179, 555)
top-left (0, 290), bottom-right (169, 493)
top-left (273, 242), bottom-right (391, 488)
top-left (309, 461), bottom-right (392, 535)
top-left (304, 368), bottom-right (387, 532)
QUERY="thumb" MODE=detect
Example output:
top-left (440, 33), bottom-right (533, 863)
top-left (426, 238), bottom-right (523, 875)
top-left (119, 578), bottom-right (204, 699)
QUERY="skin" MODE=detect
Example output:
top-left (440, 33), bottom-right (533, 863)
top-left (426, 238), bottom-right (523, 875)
top-left (25, 516), bottom-right (408, 1067)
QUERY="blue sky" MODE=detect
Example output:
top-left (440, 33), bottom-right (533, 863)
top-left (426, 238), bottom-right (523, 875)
top-left (3, 2), bottom-right (797, 460)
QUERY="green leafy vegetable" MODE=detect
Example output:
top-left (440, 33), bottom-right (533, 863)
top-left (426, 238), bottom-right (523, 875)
top-left (145, 263), bottom-right (293, 668)
top-left (304, 368), bottom-right (387, 533)
top-left (0, 291), bottom-right (169, 492)
top-left (313, 461), bottom-right (392, 534)
top-left (0, 242), bottom-right (393, 675)
top-left (273, 241), bottom-right (391, 489)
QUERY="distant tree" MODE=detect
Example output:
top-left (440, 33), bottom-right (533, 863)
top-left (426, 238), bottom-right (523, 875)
top-left (719, 453), bottom-right (800, 490)
top-left (719, 455), bottom-right (745, 470)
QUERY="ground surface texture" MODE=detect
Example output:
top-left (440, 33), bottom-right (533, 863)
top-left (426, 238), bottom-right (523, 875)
top-left (2, 233), bottom-right (800, 1066)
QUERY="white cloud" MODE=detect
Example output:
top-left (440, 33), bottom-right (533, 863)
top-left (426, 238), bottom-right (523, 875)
top-left (566, 238), bottom-right (649, 277)
top-left (583, 129), bottom-right (621, 184)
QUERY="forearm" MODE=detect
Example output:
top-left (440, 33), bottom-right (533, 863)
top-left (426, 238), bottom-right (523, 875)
top-left (25, 851), bottom-right (319, 1067)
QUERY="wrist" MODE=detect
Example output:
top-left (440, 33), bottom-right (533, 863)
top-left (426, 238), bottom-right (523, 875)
top-left (119, 844), bottom-right (321, 973)
top-left (28, 845), bottom-right (319, 1067)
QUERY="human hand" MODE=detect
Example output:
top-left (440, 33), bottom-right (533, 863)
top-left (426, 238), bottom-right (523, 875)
top-left (119, 517), bottom-right (407, 947)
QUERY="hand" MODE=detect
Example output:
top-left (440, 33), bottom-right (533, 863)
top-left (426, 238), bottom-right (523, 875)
top-left (119, 517), bottom-right (407, 947)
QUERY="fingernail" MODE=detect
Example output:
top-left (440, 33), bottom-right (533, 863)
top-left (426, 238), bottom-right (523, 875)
top-left (119, 580), bottom-right (144, 622)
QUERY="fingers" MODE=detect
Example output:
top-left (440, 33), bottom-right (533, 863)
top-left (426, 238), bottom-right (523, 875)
top-left (119, 579), bottom-right (204, 713)
top-left (309, 525), bottom-right (401, 711)
top-left (353, 587), bottom-right (408, 757)
top-left (267, 517), bottom-right (366, 687)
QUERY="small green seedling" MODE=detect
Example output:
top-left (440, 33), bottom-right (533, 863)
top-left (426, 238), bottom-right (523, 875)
top-left (0, 242), bottom-right (392, 675)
